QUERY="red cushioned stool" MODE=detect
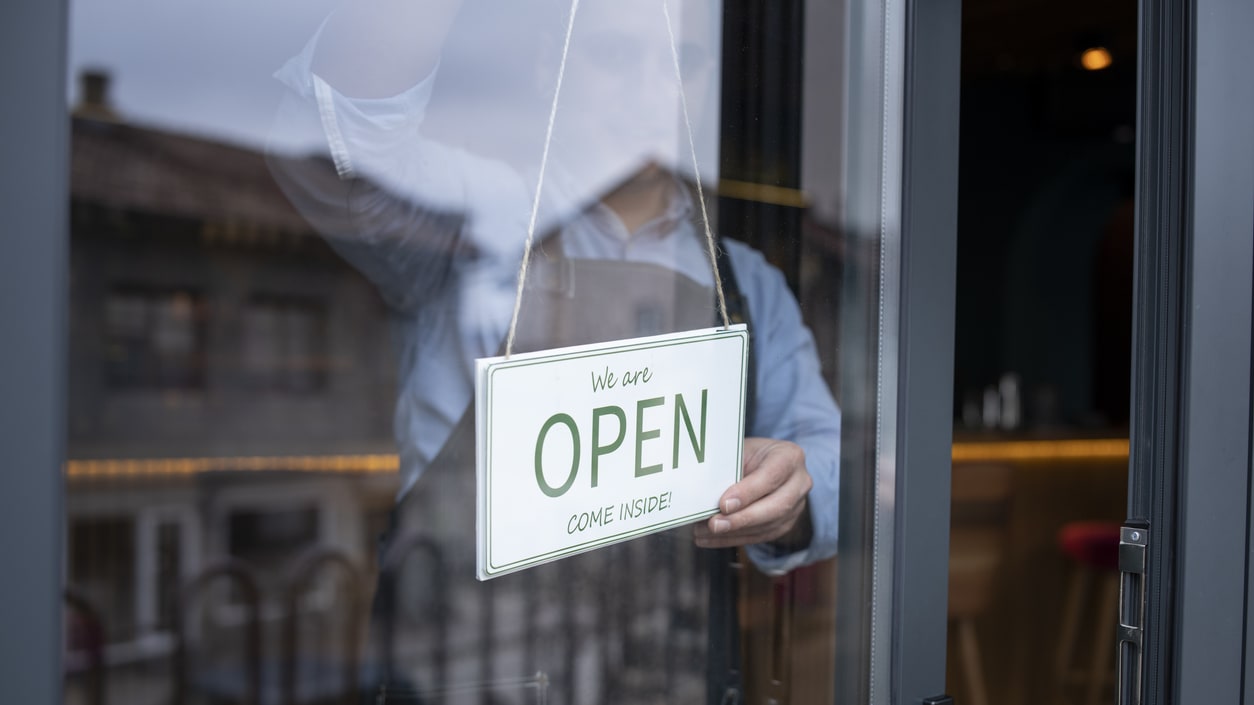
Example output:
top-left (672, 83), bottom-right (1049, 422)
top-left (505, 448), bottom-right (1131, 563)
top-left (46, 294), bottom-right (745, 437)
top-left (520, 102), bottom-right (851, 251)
top-left (1054, 521), bottom-right (1121, 705)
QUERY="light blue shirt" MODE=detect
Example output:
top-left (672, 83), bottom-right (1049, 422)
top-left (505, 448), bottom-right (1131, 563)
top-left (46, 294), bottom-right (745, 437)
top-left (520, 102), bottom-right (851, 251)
top-left (270, 31), bottom-right (840, 573)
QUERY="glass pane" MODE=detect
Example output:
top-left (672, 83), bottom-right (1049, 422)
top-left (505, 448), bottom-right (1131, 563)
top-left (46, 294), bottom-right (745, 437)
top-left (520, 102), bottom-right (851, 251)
top-left (64, 1), bottom-right (903, 703)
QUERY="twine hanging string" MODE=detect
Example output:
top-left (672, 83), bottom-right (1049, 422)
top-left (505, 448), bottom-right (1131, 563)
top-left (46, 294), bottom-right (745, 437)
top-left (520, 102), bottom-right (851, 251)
top-left (502, 0), bottom-right (730, 359)
top-left (662, 0), bottom-right (731, 330)
top-left (503, 0), bottom-right (582, 359)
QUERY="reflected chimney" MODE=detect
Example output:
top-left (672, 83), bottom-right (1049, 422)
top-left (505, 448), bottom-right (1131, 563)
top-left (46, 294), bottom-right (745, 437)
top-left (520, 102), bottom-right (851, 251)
top-left (73, 69), bottom-right (120, 122)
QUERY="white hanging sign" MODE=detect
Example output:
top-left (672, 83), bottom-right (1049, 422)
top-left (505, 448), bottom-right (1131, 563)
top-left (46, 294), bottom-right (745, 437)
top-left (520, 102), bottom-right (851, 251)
top-left (475, 325), bottom-right (748, 580)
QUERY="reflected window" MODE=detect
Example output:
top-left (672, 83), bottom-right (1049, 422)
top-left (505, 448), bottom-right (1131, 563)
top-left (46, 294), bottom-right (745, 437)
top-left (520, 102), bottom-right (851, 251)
top-left (227, 505), bottom-right (320, 591)
top-left (69, 517), bottom-right (136, 642)
top-left (153, 520), bottom-right (185, 631)
top-left (104, 286), bottom-right (205, 390)
top-left (241, 294), bottom-right (328, 393)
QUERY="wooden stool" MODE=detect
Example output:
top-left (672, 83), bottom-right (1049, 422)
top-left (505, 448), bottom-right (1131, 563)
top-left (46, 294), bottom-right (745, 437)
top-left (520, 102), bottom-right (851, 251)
top-left (948, 463), bottom-right (1013, 705)
top-left (1054, 521), bottom-right (1121, 705)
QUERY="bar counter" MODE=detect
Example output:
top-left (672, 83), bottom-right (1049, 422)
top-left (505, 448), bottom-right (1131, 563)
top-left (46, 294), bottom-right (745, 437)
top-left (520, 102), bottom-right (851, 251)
top-left (947, 435), bottom-right (1129, 705)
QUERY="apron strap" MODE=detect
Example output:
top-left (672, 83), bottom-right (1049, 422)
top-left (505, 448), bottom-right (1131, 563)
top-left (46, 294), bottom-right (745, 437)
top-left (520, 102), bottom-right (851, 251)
top-left (708, 239), bottom-right (749, 705)
top-left (713, 239), bottom-right (756, 431)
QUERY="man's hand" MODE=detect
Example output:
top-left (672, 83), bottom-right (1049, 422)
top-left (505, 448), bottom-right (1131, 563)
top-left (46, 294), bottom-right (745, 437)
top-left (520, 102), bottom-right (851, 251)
top-left (314, 0), bottom-right (464, 99)
top-left (693, 437), bottom-right (813, 549)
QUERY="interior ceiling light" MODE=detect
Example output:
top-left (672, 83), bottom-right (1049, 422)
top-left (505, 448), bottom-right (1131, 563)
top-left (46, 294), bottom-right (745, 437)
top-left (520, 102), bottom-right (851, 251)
top-left (1080, 47), bottom-right (1113, 71)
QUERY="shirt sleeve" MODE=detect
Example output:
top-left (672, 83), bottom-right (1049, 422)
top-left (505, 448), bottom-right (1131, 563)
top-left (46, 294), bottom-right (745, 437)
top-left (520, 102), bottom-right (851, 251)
top-left (726, 243), bottom-right (842, 574)
top-left (267, 18), bottom-right (534, 311)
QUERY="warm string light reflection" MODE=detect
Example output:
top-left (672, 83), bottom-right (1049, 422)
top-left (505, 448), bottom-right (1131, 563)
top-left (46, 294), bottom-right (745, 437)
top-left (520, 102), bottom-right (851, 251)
top-left (66, 454), bottom-right (400, 479)
top-left (67, 439), bottom-right (1130, 480)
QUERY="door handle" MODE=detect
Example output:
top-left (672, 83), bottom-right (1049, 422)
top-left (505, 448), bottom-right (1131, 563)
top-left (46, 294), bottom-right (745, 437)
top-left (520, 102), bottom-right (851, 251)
top-left (1117, 524), bottom-right (1148, 705)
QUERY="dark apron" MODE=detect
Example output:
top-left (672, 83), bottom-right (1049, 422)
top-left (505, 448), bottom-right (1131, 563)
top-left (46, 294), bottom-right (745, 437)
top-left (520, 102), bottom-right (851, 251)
top-left (369, 239), bottom-right (753, 705)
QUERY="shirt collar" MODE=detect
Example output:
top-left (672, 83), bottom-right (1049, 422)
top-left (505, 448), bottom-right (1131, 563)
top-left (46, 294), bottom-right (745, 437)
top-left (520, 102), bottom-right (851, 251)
top-left (585, 176), bottom-right (695, 243)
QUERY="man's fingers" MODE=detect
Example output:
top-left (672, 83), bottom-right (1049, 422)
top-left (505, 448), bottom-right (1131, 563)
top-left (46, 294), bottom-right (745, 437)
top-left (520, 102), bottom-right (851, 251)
top-left (695, 489), bottom-right (808, 546)
top-left (716, 439), bottom-right (806, 515)
top-left (718, 467), bottom-right (810, 531)
top-left (695, 462), bottom-right (811, 547)
top-left (693, 506), bottom-right (800, 547)
top-left (691, 437), bottom-right (813, 549)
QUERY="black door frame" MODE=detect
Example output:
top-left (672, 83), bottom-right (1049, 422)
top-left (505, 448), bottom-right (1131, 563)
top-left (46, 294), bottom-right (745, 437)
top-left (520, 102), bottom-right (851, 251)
top-left (1127, 0), bottom-right (1254, 702)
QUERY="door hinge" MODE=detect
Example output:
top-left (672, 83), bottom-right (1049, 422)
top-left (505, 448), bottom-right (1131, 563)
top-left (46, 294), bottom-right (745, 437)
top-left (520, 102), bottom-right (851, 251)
top-left (1117, 524), bottom-right (1148, 705)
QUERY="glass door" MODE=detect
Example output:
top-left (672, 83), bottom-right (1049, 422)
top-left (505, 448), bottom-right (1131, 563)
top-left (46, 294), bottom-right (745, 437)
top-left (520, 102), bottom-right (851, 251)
top-left (0, 0), bottom-right (960, 703)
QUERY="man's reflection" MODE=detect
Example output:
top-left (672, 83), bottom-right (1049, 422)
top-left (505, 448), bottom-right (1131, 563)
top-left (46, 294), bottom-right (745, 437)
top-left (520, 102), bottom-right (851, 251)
top-left (270, 0), bottom-right (837, 567)
top-left (267, 1), bottom-right (839, 695)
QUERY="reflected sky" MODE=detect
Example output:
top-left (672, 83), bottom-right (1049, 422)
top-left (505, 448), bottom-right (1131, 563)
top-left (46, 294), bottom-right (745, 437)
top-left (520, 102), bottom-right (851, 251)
top-left (69, 0), bottom-right (338, 152)
top-left (68, 0), bottom-right (721, 172)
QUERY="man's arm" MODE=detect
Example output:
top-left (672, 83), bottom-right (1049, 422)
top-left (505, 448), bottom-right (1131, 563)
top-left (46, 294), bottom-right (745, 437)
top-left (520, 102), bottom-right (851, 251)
top-left (691, 241), bottom-right (842, 572)
top-left (269, 0), bottom-right (540, 311)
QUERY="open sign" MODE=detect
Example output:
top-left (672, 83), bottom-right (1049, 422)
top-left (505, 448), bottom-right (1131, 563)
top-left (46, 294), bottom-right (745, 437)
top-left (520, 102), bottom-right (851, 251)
top-left (475, 326), bottom-right (748, 579)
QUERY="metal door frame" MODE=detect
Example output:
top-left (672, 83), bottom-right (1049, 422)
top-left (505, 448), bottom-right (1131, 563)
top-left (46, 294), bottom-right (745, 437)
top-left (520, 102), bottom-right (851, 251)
top-left (0, 0), bottom-right (69, 701)
top-left (834, 0), bottom-right (961, 701)
top-left (1126, 0), bottom-right (1254, 702)
top-left (892, 0), bottom-right (962, 702)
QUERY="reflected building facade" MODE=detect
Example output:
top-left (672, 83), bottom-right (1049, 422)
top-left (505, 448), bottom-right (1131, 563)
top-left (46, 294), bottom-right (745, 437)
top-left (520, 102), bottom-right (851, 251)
top-left (65, 83), bottom-right (400, 702)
